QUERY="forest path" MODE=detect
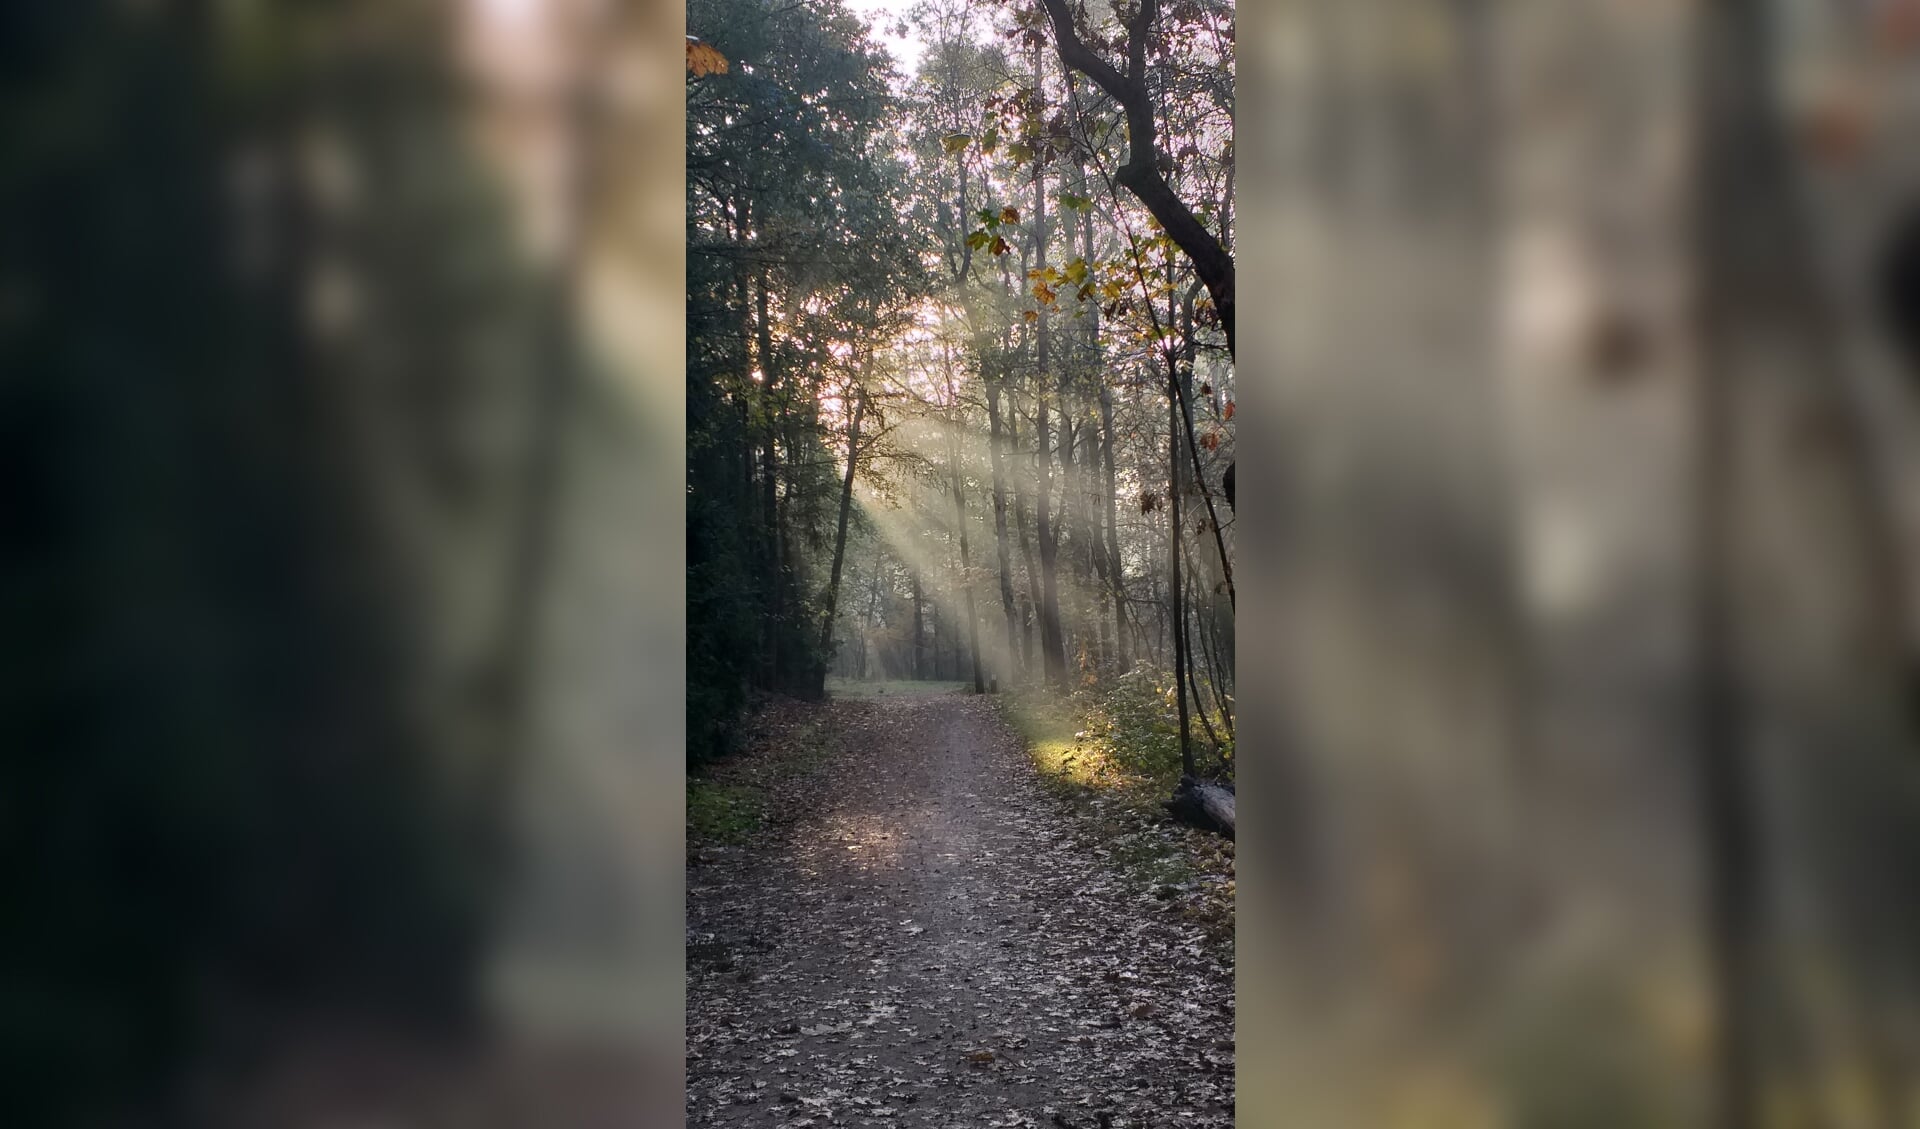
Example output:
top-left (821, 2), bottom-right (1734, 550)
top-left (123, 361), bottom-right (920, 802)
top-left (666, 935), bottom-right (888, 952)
top-left (685, 691), bottom-right (1234, 1129)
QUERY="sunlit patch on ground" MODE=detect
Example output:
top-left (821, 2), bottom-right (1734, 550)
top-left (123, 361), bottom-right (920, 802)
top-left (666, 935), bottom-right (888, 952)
top-left (996, 688), bottom-right (1236, 946)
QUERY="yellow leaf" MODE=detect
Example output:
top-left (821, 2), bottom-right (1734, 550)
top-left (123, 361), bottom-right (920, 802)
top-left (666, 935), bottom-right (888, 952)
top-left (941, 133), bottom-right (973, 155)
top-left (999, 205), bottom-right (1020, 224)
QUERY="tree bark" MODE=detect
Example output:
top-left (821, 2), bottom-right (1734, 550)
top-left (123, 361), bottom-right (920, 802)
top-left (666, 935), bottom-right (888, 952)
top-left (945, 341), bottom-right (987, 694)
top-left (1101, 383), bottom-right (1129, 670)
top-left (911, 568), bottom-right (925, 681)
top-left (1167, 348), bottom-right (1194, 779)
top-left (1031, 41), bottom-right (1068, 690)
top-left (812, 388), bottom-right (867, 698)
top-left (987, 366), bottom-right (1022, 670)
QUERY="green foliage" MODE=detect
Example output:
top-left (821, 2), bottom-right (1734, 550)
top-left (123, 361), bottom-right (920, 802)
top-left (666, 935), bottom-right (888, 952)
top-left (686, 0), bottom-right (928, 750)
top-left (1085, 666), bottom-right (1189, 782)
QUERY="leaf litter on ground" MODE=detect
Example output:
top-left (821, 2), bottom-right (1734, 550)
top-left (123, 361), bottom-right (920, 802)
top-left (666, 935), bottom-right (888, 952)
top-left (686, 690), bottom-right (1234, 1129)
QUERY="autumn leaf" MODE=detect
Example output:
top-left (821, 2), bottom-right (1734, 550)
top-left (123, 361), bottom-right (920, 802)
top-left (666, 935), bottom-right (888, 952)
top-left (989, 235), bottom-right (1009, 256)
top-left (1200, 431), bottom-right (1221, 451)
top-left (1000, 205), bottom-right (1020, 225)
top-left (942, 133), bottom-right (973, 155)
top-left (1223, 400), bottom-right (1235, 421)
top-left (686, 38), bottom-right (729, 77)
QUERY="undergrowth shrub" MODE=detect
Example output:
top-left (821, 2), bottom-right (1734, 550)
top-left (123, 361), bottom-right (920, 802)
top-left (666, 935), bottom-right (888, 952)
top-left (1084, 665), bottom-right (1233, 784)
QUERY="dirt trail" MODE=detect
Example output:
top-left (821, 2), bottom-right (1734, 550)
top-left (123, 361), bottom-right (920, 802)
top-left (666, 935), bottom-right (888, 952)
top-left (686, 692), bottom-right (1234, 1129)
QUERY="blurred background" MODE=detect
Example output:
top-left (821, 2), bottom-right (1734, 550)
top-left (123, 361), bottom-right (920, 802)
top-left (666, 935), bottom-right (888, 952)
top-left (12, 0), bottom-right (1920, 1126)
top-left (1238, 0), bottom-right (1920, 1126)
top-left (0, 1), bottom-right (682, 1125)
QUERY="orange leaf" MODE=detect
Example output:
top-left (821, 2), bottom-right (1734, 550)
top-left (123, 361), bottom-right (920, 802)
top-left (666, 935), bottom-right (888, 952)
top-left (686, 40), bottom-right (729, 76)
top-left (1223, 400), bottom-right (1235, 420)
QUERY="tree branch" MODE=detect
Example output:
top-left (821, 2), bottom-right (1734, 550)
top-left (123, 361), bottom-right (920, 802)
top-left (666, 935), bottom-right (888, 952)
top-left (1037, 0), bottom-right (1235, 358)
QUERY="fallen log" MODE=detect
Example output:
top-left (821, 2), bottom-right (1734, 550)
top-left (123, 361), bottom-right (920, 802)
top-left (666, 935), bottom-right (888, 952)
top-left (1163, 775), bottom-right (1235, 839)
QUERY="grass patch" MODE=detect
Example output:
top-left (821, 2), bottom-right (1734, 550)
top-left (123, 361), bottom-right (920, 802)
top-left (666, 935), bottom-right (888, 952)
top-left (687, 779), bottom-right (762, 843)
top-left (687, 703), bottom-right (837, 848)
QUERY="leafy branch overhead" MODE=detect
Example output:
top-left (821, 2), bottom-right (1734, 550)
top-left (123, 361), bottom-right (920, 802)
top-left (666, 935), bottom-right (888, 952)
top-left (1034, 0), bottom-right (1235, 357)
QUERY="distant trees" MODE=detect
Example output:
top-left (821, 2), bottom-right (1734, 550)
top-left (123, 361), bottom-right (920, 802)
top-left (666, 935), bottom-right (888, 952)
top-left (781, 0), bottom-right (1237, 775)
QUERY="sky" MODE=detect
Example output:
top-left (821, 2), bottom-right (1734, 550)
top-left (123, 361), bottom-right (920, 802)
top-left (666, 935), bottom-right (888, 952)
top-left (841, 0), bottom-right (927, 76)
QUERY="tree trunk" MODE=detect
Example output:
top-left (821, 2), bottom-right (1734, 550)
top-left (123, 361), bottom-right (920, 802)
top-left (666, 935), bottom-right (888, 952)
top-left (1692, 0), bottom-right (1917, 1123)
top-left (1166, 349), bottom-right (1194, 780)
top-left (911, 568), bottom-right (925, 681)
top-left (945, 343), bottom-right (987, 694)
top-left (1031, 42), bottom-right (1068, 691)
top-left (1100, 383), bottom-right (1129, 670)
top-left (755, 275), bottom-right (783, 690)
top-left (812, 389), bottom-right (867, 699)
top-left (857, 544), bottom-right (883, 681)
top-left (1012, 404), bottom-right (1041, 678)
top-left (987, 369), bottom-right (1021, 672)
